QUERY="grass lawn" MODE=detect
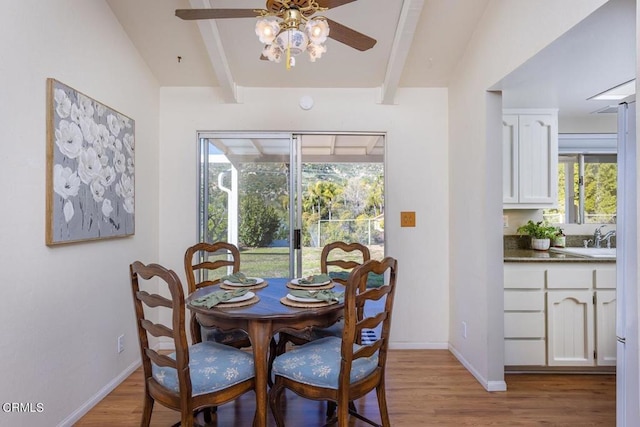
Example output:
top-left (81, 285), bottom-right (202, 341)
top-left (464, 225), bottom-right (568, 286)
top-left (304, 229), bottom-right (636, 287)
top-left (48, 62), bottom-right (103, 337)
top-left (237, 245), bottom-right (385, 278)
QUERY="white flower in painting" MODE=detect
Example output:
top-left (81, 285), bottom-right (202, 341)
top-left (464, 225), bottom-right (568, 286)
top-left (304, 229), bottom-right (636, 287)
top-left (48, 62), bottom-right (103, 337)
top-left (116, 173), bottom-right (135, 214)
top-left (99, 165), bottom-right (116, 187)
top-left (119, 114), bottom-right (131, 130)
top-left (95, 123), bottom-right (111, 148)
top-left (107, 114), bottom-right (122, 137)
top-left (55, 120), bottom-right (83, 159)
top-left (77, 94), bottom-right (94, 118)
top-left (114, 138), bottom-right (123, 152)
top-left (95, 103), bottom-right (106, 117)
top-left (116, 173), bottom-right (134, 199)
top-left (53, 164), bottom-right (81, 199)
top-left (103, 133), bottom-right (118, 153)
top-left (90, 180), bottom-right (105, 202)
top-left (93, 142), bottom-right (109, 167)
top-left (63, 200), bottom-right (74, 223)
top-left (54, 89), bottom-right (71, 118)
top-left (79, 116), bottom-right (99, 145)
top-left (70, 103), bottom-right (83, 125)
top-left (123, 133), bottom-right (134, 157)
top-left (127, 157), bottom-right (134, 175)
top-left (77, 147), bottom-right (102, 184)
top-left (123, 196), bottom-right (134, 214)
top-left (102, 198), bottom-right (113, 217)
top-left (113, 151), bottom-right (126, 174)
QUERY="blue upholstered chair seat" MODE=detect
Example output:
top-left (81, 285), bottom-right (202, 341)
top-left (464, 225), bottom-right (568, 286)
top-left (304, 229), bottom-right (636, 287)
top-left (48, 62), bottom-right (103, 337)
top-left (272, 336), bottom-right (378, 389)
top-left (152, 341), bottom-right (254, 396)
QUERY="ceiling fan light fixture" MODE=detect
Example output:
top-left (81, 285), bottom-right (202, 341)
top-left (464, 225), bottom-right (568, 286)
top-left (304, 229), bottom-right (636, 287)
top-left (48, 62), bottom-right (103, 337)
top-left (307, 43), bottom-right (326, 62)
top-left (255, 18), bottom-right (280, 44)
top-left (306, 19), bottom-right (329, 45)
top-left (262, 44), bottom-right (283, 62)
top-left (275, 28), bottom-right (309, 56)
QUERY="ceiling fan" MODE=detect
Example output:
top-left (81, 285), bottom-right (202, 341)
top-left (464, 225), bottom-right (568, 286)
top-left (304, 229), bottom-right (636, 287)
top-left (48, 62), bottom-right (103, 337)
top-left (176, 0), bottom-right (377, 68)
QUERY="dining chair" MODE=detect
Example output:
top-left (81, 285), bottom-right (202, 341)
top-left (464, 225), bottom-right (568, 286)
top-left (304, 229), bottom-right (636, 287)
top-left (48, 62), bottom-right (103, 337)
top-left (184, 242), bottom-right (251, 348)
top-left (268, 242), bottom-right (371, 390)
top-left (130, 261), bottom-right (255, 427)
top-left (268, 257), bottom-right (397, 427)
top-left (274, 241), bottom-right (370, 348)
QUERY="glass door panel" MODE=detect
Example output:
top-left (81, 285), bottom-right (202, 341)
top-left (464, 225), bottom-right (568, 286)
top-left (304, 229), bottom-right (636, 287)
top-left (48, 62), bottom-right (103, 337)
top-left (298, 134), bottom-right (385, 275)
top-left (199, 133), bottom-right (295, 278)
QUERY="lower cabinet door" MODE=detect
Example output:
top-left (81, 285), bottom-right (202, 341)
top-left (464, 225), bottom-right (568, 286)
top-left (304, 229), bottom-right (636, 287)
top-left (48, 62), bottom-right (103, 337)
top-left (505, 339), bottom-right (546, 366)
top-left (596, 290), bottom-right (617, 366)
top-left (547, 291), bottom-right (594, 366)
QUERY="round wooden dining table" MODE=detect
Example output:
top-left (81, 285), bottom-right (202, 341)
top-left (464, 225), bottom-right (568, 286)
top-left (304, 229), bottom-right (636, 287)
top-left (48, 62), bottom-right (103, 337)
top-left (186, 277), bottom-right (345, 427)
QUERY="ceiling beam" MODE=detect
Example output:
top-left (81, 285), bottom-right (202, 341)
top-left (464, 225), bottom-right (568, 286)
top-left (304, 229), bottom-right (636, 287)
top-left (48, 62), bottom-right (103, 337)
top-left (189, 0), bottom-right (238, 103)
top-left (378, 0), bottom-right (425, 105)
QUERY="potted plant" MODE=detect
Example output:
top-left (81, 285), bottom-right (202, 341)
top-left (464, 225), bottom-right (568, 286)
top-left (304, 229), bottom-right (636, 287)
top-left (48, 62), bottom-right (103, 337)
top-left (552, 228), bottom-right (566, 248)
top-left (516, 220), bottom-right (558, 251)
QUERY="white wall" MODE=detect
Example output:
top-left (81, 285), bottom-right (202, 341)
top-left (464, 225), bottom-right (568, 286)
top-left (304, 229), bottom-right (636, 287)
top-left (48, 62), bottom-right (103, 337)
top-left (158, 87), bottom-right (451, 349)
top-left (447, 0), bottom-right (608, 390)
top-left (0, 1), bottom-right (159, 425)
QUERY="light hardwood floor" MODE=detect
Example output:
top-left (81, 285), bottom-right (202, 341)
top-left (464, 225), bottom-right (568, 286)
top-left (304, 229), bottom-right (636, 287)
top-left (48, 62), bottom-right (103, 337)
top-left (75, 350), bottom-right (615, 426)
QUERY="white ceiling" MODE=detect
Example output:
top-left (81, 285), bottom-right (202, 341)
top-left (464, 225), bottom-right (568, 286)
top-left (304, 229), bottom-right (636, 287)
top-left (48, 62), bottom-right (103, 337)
top-left (105, 0), bottom-right (489, 103)
top-left (106, 0), bottom-right (635, 119)
top-left (497, 0), bottom-right (636, 121)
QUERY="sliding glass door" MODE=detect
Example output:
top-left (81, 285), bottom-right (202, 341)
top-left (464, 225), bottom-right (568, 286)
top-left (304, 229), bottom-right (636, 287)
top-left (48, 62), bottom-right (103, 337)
top-left (197, 132), bottom-right (385, 278)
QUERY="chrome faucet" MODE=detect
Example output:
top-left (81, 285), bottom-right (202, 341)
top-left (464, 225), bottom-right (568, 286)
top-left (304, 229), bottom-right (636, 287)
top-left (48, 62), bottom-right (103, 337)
top-left (602, 230), bottom-right (616, 248)
top-left (592, 225), bottom-right (612, 248)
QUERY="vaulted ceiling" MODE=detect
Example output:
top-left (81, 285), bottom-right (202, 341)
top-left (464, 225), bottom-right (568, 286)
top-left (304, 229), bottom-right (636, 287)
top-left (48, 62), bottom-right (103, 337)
top-left (106, 0), bottom-right (489, 103)
top-left (106, 0), bottom-right (635, 121)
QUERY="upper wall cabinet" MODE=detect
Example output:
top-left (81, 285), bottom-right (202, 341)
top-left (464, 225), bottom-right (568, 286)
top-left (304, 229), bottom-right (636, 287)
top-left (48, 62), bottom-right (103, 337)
top-left (503, 109), bottom-right (558, 208)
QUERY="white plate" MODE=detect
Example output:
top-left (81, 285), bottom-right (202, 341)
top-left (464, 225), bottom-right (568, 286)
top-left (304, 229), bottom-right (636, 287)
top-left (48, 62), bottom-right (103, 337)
top-left (222, 291), bottom-right (255, 303)
top-left (223, 277), bottom-right (264, 287)
top-left (286, 293), bottom-right (323, 303)
top-left (290, 277), bottom-right (331, 287)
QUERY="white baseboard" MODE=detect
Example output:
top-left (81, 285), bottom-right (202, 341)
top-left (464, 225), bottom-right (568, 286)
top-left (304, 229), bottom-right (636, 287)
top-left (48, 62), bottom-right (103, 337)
top-left (389, 341), bottom-right (449, 350)
top-left (57, 359), bottom-right (141, 427)
top-left (448, 344), bottom-right (507, 392)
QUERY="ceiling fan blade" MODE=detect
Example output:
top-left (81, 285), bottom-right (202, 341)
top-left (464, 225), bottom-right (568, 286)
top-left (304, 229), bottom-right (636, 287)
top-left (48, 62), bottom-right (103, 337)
top-left (316, 0), bottom-right (358, 9)
top-left (175, 9), bottom-right (258, 20)
top-left (325, 19), bottom-right (377, 51)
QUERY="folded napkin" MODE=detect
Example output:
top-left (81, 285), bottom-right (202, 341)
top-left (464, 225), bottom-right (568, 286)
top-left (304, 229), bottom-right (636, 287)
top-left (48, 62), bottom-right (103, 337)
top-left (191, 289), bottom-right (249, 308)
top-left (221, 272), bottom-right (257, 285)
top-left (290, 289), bottom-right (344, 303)
top-left (297, 274), bottom-right (331, 285)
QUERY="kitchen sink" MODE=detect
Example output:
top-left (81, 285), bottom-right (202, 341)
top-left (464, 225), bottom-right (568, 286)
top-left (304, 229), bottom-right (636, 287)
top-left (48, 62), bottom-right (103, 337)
top-left (550, 247), bottom-right (616, 259)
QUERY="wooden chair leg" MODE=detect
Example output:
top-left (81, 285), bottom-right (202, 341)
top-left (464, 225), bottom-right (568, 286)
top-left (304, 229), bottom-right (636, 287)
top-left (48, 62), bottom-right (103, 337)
top-left (141, 393), bottom-right (154, 426)
top-left (376, 382), bottom-right (390, 427)
top-left (267, 336), bottom-right (278, 387)
top-left (327, 400), bottom-right (356, 419)
top-left (190, 313), bottom-right (202, 344)
top-left (337, 397), bottom-right (350, 427)
top-left (268, 378), bottom-right (286, 427)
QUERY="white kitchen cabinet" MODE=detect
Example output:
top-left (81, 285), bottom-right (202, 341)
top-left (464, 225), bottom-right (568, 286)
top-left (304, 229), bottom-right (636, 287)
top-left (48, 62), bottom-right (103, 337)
top-left (503, 266), bottom-right (546, 366)
top-left (503, 109), bottom-right (558, 208)
top-left (504, 262), bottom-right (616, 369)
top-left (595, 290), bottom-right (617, 366)
top-left (547, 290), bottom-right (594, 366)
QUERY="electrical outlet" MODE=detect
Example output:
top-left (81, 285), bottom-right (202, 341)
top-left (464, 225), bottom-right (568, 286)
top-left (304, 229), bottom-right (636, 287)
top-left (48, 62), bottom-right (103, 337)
top-left (400, 211), bottom-right (416, 227)
top-left (117, 335), bottom-right (125, 353)
top-left (503, 215), bottom-right (509, 228)
top-left (462, 321), bottom-right (467, 339)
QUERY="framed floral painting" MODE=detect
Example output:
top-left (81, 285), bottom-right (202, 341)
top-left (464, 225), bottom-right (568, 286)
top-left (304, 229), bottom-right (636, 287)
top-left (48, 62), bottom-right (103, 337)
top-left (46, 79), bottom-right (135, 245)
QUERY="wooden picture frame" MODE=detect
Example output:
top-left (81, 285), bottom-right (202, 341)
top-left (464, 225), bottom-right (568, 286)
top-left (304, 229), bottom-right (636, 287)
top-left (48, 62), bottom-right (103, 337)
top-left (46, 79), bottom-right (135, 245)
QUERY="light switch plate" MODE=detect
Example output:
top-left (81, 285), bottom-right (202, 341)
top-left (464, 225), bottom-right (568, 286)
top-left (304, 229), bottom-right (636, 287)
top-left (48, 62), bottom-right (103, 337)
top-left (503, 215), bottom-right (509, 228)
top-left (401, 211), bottom-right (416, 227)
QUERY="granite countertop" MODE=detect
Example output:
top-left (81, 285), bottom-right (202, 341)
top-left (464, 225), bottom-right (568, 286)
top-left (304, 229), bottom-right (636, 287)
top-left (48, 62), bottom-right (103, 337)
top-left (504, 248), bottom-right (616, 263)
